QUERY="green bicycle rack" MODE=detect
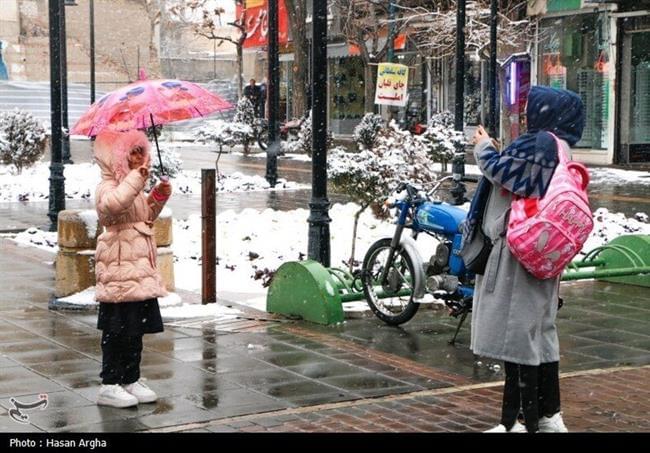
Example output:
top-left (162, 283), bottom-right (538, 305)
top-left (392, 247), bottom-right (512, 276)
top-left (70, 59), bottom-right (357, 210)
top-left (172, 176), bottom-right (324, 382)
top-left (267, 235), bottom-right (650, 325)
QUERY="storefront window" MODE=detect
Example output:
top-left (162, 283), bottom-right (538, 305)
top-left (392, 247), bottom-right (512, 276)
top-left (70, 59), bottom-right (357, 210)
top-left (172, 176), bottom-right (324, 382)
top-left (464, 59), bottom-right (482, 126)
top-left (328, 57), bottom-right (365, 134)
top-left (279, 61), bottom-right (292, 122)
top-left (630, 33), bottom-right (650, 146)
top-left (538, 13), bottom-right (610, 149)
top-left (447, 56), bottom-right (483, 126)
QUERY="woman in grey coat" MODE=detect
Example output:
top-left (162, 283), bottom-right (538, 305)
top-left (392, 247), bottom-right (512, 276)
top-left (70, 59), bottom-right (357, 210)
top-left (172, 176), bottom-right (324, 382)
top-left (468, 86), bottom-right (585, 433)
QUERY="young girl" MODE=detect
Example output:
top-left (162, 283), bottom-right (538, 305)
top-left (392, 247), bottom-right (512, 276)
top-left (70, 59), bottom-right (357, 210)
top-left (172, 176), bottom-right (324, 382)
top-left (93, 129), bottom-right (172, 408)
top-left (469, 86), bottom-right (585, 433)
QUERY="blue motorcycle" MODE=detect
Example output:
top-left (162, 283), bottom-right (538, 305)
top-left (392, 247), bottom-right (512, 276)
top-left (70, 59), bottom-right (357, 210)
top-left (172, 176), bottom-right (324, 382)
top-left (360, 176), bottom-right (474, 343)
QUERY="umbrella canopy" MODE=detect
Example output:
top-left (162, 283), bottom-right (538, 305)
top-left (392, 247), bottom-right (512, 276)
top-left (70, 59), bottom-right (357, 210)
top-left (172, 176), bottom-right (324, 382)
top-left (71, 70), bottom-right (233, 137)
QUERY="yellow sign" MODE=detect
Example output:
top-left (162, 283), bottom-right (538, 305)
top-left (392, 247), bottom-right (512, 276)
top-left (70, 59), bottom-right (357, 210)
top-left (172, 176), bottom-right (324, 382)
top-left (246, 0), bottom-right (265, 8)
top-left (374, 63), bottom-right (409, 107)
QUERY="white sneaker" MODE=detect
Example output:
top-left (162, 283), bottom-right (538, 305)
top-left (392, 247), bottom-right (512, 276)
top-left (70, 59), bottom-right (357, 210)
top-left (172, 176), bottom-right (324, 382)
top-left (97, 384), bottom-right (138, 408)
top-left (123, 379), bottom-right (157, 403)
top-left (538, 413), bottom-right (568, 433)
top-left (509, 421), bottom-right (528, 433)
top-left (484, 421), bottom-right (527, 433)
top-left (484, 424), bottom-right (508, 433)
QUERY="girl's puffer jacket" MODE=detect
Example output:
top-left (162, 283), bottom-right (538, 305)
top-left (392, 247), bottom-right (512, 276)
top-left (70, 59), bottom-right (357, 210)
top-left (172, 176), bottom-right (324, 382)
top-left (93, 130), bottom-right (168, 303)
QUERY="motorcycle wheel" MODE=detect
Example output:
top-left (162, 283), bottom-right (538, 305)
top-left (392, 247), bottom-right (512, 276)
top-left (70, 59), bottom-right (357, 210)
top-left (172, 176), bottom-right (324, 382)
top-left (257, 134), bottom-right (268, 151)
top-left (361, 238), bottom-right (419, 326)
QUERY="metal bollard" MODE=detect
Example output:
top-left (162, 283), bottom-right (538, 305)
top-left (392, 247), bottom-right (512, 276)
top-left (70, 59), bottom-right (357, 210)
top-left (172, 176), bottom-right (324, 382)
top-left (202, 169), bottom-right (216, 304)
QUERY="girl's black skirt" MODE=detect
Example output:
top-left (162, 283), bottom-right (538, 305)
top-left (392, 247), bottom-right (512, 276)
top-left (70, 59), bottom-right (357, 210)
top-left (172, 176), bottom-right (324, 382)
top-left (97, 298), bottom-right (164, 336)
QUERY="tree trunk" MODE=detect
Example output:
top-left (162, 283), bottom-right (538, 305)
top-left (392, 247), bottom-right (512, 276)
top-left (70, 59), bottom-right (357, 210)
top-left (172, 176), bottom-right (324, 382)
top-left (236, 44), bottom-right (243, 99)
top-left (285, 0), bottom-right (309, 119)
top-left (349, 204), bottom-right (368, 272)
top-left (149, 21), bottom-right (159, 76)
top-left (364, 63), bottom-right (376, 113)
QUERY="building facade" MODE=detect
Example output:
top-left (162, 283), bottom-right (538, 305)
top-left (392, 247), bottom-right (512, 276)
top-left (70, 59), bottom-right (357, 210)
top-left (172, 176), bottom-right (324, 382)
top-left (530, 0), bottom-right (650, 165)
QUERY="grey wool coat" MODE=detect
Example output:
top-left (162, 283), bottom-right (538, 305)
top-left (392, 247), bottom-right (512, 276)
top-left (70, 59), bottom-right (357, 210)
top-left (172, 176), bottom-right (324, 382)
top-left (469, 138), bottom-right (567, 366)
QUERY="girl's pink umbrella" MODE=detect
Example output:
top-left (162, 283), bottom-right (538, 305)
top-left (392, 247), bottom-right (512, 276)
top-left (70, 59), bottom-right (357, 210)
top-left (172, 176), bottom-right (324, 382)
top-left (71, 69), bottom-right (233, 174)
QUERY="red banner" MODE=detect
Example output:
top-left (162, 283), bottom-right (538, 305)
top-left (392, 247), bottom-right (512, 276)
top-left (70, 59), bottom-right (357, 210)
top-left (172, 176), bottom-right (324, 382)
top-left (237, 0), bottom-right (289, 49)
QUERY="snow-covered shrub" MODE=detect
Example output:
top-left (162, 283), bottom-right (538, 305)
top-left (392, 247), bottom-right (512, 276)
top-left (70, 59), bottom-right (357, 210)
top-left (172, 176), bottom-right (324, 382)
top-left (0, 110), bottom-right (47, 174)
top-left (148, 146), bottom-right (183, 188)
top-left (0, 131), bottom-right (7, 154)
top-left (328, 121), bottom-right (438, 269)
top-left (233, 97), bottom-right (257, 154)
top-left (281, 111), bottom-right (332, 157)
top-left (421, 110), bottom-right (467, 162)
top-left (195, 119), bottom-right (254, 153)
top-left (353, 113), bottom-right (385, 150)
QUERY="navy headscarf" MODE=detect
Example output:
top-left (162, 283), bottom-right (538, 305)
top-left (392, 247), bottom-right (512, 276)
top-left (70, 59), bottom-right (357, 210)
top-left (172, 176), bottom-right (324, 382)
top-left (461, 86), bottom-right (585, 248)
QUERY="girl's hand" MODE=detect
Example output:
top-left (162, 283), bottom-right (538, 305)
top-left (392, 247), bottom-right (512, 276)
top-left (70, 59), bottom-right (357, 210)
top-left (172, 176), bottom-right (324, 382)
top-left (138, 166), bottom-right (150, 179)
top-left (472, 125), bottom-right (490, 145)
top-left (157, 180), bottom-right (172, 197)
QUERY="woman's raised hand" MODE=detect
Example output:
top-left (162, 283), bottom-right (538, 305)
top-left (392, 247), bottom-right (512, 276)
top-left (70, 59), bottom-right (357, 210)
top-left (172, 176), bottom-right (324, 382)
top-left (472, 125), bottom-right (490, 145)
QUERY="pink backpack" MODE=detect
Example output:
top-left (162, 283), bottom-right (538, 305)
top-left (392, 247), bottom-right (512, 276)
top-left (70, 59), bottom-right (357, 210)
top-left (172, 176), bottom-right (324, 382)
top-left (506, 133), bottom-right (594, 279)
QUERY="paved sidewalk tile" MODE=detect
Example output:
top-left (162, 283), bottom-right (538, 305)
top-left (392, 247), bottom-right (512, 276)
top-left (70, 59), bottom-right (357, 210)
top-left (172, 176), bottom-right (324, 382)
top-left (188, 366), bottom-right (650, 433)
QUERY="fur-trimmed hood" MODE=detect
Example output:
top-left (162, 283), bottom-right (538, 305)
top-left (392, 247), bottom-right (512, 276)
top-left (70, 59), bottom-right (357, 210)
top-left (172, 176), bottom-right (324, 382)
top-left (94, 129), bottom-right (151, 182)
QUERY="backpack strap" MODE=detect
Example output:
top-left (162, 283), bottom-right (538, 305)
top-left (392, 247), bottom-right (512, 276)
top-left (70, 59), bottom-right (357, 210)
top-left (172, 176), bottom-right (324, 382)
top-left (547, 132), bottom-right (569, 165)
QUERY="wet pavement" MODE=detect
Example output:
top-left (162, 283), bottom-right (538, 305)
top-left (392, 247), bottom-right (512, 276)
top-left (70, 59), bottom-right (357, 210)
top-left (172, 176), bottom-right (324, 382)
top-left (1, 238), bottom-right (649, 432)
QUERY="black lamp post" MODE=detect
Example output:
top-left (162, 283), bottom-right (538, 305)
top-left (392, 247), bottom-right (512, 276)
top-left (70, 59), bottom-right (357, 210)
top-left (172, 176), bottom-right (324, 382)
top-left (61, 0), bottom-right (72, 164)
top-left (489, 0), bottom-right (498, 138)
top-left (265, 0), bottom-right (280, 187)
top-left (48, 0), bottom-right (65, 231)
top-left (451, 0), bottom-right (467, 206)
top-left (90, 0), bottom-right (96, 105)
top-left (307, 0), bottom-right (331, 266)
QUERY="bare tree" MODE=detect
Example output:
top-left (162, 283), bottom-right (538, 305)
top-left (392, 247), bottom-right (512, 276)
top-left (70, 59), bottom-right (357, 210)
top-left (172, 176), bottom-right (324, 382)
top-left (138, 0), bottom-right (162, 76)
top-left (284, 0), bottom-right (309, 119)
top-left (168, 0), bottom-right (247, 98)
top-left (331, 0), bottom-right (410, 112)
top-left (394, 1), bottom-right (532, 60)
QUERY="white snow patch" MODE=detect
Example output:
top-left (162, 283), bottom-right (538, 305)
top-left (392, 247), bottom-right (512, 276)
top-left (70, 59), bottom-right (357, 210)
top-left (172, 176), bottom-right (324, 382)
top-left (588, 168), bottom-right (650, 184)
top-left (78, 210), bottom-right (99, 239)
top-left (13, 227), bottom-right (58, 252)
top-left (158, 291), bottom-right (183, 307)
top-left (582, 208), bottom-right (650, 255)
top-left (160, 302), bottom-right (241, 321)
top-left (160, 207), bottom-right (173, 219)
top-left (58, 287), bottom-right (98, 306)
top-left (0, 162), bottom-right (99, 202)
top-left (342, 301), bottom-right (372, 313)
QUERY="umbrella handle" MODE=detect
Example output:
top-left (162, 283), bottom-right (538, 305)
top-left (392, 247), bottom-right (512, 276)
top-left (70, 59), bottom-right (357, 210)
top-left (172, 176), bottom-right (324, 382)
top-left (150, 113), bottom-right (166, 176)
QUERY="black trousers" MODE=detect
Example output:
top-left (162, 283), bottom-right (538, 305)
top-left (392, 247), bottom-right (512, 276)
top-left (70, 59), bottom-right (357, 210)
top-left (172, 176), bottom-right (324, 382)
top-left (500, 361), bottom-right (561, 433)
top-left (100, 331), bottom-right (143, 385)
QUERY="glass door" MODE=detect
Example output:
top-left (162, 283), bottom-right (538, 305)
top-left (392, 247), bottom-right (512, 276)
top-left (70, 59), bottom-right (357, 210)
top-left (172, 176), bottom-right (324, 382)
top-left (619, 18), bottom-right (650, 163)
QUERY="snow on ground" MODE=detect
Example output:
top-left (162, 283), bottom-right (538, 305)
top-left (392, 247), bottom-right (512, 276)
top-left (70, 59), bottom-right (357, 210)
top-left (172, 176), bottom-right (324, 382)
top-left (589, 167), bottom-right (650, 185)
top-left (0, 162), bottom-right (100, 202)
top-left (171, 203), bottom-right (411, 311)
top-left (56, 286), bottom-right (242, 321)
top-left (0, 163), bottom-right (306, 202)
top-left (13, 227), bottom-right (59, 252)
top-left (10, 203), bottom-right (649, 314)
top-left (582, 207), bottom-right (650, 255)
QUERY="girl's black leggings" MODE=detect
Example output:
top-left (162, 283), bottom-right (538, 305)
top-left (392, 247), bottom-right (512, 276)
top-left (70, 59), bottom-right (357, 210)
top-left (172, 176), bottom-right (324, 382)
top-left (100, 331), bottom-right (143, 386)
top-left (500, 361), bottom-right (561, 433)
